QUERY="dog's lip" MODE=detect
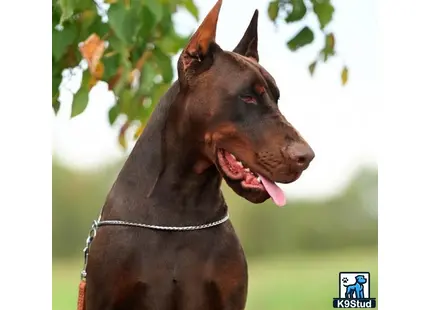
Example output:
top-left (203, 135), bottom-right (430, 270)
top-left (251, 165), bottom-right (302, 185)
top-left (215, 151), bottom-right (270, 203)
top-left (283, 171), bottom-right (301, 184)
top-left (215, 148), bottom-right (262, 181)
top-left (215, 148), bottom-right (300, 185)
top-left (216, 148), bottom-right (266, 191)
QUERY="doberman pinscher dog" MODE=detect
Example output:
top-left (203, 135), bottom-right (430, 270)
top-left (84, 1), bottom-right (314, 309)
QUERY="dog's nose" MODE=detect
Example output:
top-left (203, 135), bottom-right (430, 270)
top-left (283, 142), bottom-right (315, 170)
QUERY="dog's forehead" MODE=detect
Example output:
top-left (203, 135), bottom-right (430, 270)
top-left (224, 51), bottom-right (280, 99)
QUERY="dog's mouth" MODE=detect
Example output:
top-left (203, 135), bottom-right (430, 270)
top-left (216, 149), bottom-right (300, 207)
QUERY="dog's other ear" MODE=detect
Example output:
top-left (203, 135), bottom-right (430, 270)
top-left (233, 9), bottom-right (259, 62)
top-left (178, 0), bottom-right (223, 83)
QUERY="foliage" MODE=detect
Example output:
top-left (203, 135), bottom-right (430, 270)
top-left (267, 0), bottom-right (348, 84)
top-left (52, 0), bottom-right (349, 148)
top-left (52, 0), bottom-right (197, 146)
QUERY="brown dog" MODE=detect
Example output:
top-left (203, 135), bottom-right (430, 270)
top-left (84, 1), bottom-right (314, 309)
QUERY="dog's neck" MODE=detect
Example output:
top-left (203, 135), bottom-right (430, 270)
top-left (102, 82), bottom-right (226, 225)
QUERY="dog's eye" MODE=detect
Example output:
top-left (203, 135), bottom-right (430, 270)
top-left (240, 95), bottom-right (257, 104)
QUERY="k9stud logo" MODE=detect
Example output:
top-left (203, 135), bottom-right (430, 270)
top-left (333, 272), bottom-right (376, 308)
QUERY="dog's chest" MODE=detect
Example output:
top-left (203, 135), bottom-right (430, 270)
top-left (131, 223), bottom-right (246, 279)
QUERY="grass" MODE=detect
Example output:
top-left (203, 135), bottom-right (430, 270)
top-left (53, 247), bottom-right (377, 310)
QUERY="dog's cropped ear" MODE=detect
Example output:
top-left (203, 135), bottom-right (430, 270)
top-left (178, 0), bottom-right (223, 83)
top-left (233, 10), bottom-right (259, 62)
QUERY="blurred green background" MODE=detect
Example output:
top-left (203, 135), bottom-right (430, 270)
top-left (52, 158), bottom-right (377, 310)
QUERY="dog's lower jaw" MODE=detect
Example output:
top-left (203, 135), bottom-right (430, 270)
top-left (223, 177), bottom-right (270, 204)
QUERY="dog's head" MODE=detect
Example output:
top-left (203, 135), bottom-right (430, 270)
top-left (176, 0), bottom-right (314, 206)
top-left (355, 275), bottom-right (367, 284)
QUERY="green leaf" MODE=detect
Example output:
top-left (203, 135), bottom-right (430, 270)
top-left (52, 72), bottom-right (62, 98)
top-left (113, 66), bottom-right (131, 96)
top-left (180, 0), bottom-right (199, 20)
top-left (157, 30), bottom-right (189, 55)
top-left (52, 95), bottom-right (61, 115)
top-left (71, 71), bottom-right (91, 117)
top-left (108, 2), bottom-right (141, 44)
top-left (320, 32), bottom-right (335, 62)
top-left (139, 82), bottom-right (170, 122)
top-left (102, 53), bottom-right (121, 81)
top-left (144, 0), bottom-right (163, 24)
top-left (133, 123), bottom-right (144, 140)
top-left (308, 61), bottom-right (317, 76)
top-left (139, 6), bottom-right (157, 40)
top-left (119, 89), bottom-right (140, 120)
top-left (268, 0), bottom-right (280, 21)
top-left (326, 32), bottom-right (335, 50)
top-left (153, 48), bottom-right (173, 83)
top-left (58, 0), bottom-right (94, 20)
top-left (151, 83), bottom-right (170, 108)
top-left (118, 121), bottom-right (130, 149)
top-left (287, 26), bottom-right (314, 51)
top-left (285, 0), bottom-right (307, 23)
top-left (158, 5), bottom-right (176, 34)
top-left (130, 43), bottom-right (147, 64)
top-left (52, 2), bottom-right (62, 26)
top-left (341, 66), bottom-right (348, 85)
top-left (52, 24), bottom-right (77, 61)
top-left (59, 0), bottom-right (74, 24)
top-left (71, 86), bottom-right (89, 117)
top-left (79, 9), bottom-right (98, 32)
top-left (108, 104), bottom-right (120, 125)
top-left (110, 52), bottom-right (132, 95)
top-left (81, 17), bottom-right (110, 42)
top-left (118, 89), bottom-right (132, 114)
top-left (108, 4), bottom-right (128, 43)
top-left (139, 63), bottom-right (157, 95)
top-left (108, 34), bottom-right (124, 53)
top-left (74, 0), bottom-right (94, 11)
top-left (311, 0), bottom-right (334, 29)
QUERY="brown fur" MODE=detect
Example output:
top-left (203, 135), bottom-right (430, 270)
top-left (85, 1), bottom-right (314, 309)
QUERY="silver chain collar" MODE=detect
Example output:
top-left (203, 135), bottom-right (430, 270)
top-left (97, 213), bottom-right (230, 231)
top-left (80, 212), bottom-right (230, 281)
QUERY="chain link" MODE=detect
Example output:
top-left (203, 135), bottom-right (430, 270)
top-left (96, 213), bottom-right (229, 231)
top-left (80, 220), bottom-right (98, 281)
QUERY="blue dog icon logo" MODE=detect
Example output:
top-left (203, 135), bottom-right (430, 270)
top-left (333, 272), bottom-right (376, 308)
top-left (343, 275), bottom-right (367, 299)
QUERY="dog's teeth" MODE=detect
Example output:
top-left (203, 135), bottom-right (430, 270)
top-left (257, 176), bottom-right (261, 182)
top-left (238, 161), bottom-right (243, 167)
top-left (231, 154), bottom-right (236, 160)
top-left (245, 168), bottom-right (250, 172)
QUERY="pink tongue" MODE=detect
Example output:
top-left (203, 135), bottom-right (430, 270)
top-left (258, 174), bottom-right (287, 207)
